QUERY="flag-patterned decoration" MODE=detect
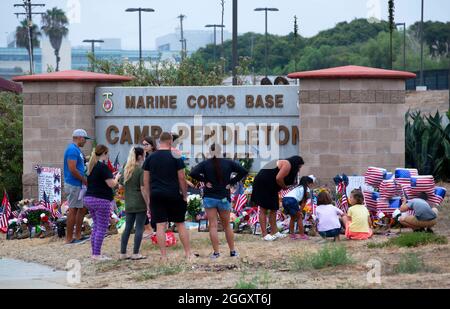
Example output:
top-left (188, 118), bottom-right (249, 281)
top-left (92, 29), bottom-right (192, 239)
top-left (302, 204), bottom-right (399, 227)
top-left (234, 194), bottom-right (248, 214)
top-left (363, 190), bottom-right (379, 213)
top-left (395, 168), bottom-right (418, 179)
top-left (279, 187), bottom-right (293, 198)
top-left (379, 179), bottom-right (401, 199)
top-left (410, 175), bottom-right (435, 196)
top-left (0, 191), bottom-right (12, 231)
top-left (364, 167), bottom-right (386, 188)
top-left (40, 191), bottom-right (61, 219)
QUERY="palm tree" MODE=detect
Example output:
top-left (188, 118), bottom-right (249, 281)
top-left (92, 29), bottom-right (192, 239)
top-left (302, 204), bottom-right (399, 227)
top-left (388, 0), bottom-right (395, 69)
top-left (15, 19), bottom-right (41, 62)
top-left (41, 7), bottom-right (69, 71)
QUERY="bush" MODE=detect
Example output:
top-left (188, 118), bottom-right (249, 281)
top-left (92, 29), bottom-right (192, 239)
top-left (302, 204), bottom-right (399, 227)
top-left (394, 253), bottom-right (427, 274)
top-left (368, 232), bottom-right (448, 248)
top-left (0, 92), bottom-right (23, 203)
top-left (405, 110), bottom-right (450, 181)
top-left (291, 245), bottom-right (353, 270)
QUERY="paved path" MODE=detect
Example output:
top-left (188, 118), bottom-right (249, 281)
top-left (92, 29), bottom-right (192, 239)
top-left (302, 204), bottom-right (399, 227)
top-left (0, 258), bottom-right (71, 289)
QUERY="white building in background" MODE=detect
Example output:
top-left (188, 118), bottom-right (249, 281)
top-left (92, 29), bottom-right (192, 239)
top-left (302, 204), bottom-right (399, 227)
top-left (156, 28), bottom-right (232, 52)
top-left (99, 38), bottom-right (122, 50)
top-left (41, 37), bottom-right (71, 71)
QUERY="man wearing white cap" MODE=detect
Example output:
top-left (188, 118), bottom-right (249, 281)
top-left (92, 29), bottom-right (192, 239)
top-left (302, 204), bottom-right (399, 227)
top-left (63, 129), bottom-right (92, 244)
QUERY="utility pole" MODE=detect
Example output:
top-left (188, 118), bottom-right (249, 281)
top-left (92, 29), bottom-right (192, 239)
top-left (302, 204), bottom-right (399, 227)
top-left (177, 14), bottom-right (186, 61)
top-left (232, 0), bottom-right (238, 85)
top-left (14, 0), bottom-right (45, 74)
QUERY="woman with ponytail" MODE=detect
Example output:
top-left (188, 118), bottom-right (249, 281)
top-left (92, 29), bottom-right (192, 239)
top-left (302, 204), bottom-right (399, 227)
top-left (189, 144), bottom-right (248, 259)
top-left (119, 146), bottom-right (149, 260)
top-left (84, 145), bottom-right (121, 261)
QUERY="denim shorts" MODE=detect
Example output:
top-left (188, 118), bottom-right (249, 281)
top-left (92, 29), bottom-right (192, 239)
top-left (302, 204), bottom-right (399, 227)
top-left (203, 197), bottom-right (231, 211)
top-left (282, 197), bottom-right (300, 216)
top-left (319, 228), bottom-right (341, 238)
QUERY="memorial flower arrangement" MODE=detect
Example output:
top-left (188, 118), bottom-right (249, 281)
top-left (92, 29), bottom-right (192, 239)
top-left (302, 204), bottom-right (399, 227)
top-left (19, 205), bottom-right (51, 227)
top-left (186, 194), bottom-right (203, 221)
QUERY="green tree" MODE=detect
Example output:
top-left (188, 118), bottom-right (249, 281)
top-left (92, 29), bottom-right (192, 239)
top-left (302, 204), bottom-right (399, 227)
top-left (15, 19), bottom-right (41, 64)
top-left (0, 93), bottom-right (23, 203)
top-left (41, 7), bottom-right (69, 71)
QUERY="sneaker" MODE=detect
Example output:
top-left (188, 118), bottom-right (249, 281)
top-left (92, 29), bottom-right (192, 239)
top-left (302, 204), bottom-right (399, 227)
top-left (210, 252), bottom-right (220, 259)
top-left (263, 234), bottom-right (276, 241)
top-left (274, 232), bottom-right (287, 239)
top-left (91, 255), bottom-right (112, 261)
top-left (230, 250), bottom-right (239, 257)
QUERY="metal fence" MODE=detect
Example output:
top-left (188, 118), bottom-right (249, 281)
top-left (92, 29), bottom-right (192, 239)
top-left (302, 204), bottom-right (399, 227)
top-left (406, 69), bottom-right (449, 90)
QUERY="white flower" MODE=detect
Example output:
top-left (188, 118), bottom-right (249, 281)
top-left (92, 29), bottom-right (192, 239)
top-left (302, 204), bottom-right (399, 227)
top-left (23, 218), bottom-right (28, 224)
top-left (8, 219), bottom-right (17, 225)
top-left (40, 213), bottom-right (46, 218)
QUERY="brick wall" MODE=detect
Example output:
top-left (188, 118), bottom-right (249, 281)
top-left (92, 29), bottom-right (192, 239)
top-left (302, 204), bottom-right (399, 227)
top-left (299, 79), bottom-right (406, 183)
top-left (22, 82), bottom-right (99, 199)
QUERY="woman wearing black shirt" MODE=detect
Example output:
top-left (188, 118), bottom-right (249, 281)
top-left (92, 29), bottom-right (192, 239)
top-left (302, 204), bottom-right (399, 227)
top-left (84, 144), bottom-right (121, 261)
top-left (190, 144), bottom-right (247, 259)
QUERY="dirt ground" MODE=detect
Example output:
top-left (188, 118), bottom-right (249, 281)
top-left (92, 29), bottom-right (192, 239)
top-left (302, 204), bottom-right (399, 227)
top-left (1, 183), bottom-right (450, 289)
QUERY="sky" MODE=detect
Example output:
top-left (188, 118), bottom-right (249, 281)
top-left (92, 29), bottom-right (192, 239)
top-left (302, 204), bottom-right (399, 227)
top-left (1, 0), bottom-right (450, 50)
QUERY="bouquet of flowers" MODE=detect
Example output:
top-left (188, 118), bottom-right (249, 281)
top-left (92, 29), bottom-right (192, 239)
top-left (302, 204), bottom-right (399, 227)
top-left (243, 175), bottom-right (255, 189)
top-left (186, 194), bottom-right (203, 221)
top-left (19, 205), bottom-right (51, 227)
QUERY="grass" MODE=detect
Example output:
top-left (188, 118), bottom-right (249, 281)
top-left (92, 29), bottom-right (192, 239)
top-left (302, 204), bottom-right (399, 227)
top-left (368, 232), bottom-right (448, 249)
top-left (133, 263), bottom-right (185, 281)
top-left (234, 271), bottom-right (271, 289)
top-left (291, 245), bottom-right (353, 271)
top-left (394, 253), bottom-right (428, 274)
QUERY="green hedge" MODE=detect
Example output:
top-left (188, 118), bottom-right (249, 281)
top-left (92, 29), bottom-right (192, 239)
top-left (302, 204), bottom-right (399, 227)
top-left (0, 92), bottom-right (23, 202)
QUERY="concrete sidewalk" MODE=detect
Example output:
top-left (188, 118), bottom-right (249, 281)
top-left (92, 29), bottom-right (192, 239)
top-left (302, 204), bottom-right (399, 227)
top-left (0, 258), bottom-right (71, 289)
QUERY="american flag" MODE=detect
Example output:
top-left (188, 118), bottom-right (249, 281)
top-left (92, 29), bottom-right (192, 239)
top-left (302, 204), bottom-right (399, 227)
top-left (40, 192), bottom-right (61, 219)
top-left (364, 167), bottom-right (387, 189)
top-left (276, 210), bottom-right (285, 222)
top-left (336, 182), bottom-right (349, 213)
top-left (107, 158), bottom-right (116, 173)
top-left (0, 191), bottom-right (12, 231)
top-left (248, 206), bottom-right (260, 226)
top-left (113, 153), bottom-right (120, 171)
top-left (234, 194), bottom-right (248, 214)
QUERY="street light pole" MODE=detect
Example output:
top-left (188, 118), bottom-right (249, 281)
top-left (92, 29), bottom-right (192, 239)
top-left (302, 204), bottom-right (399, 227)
top-left (83, 39), bottom-right (104, 71)
top-left (254, 7), bottom-right (279, 77)
top-left (396, 23), bottom-right (406, 70)
top-left (419, 0), bottom-right (424, 86)
top-left (232, 0), bottom-right (238, 85)
top-left (205, 24), bottom-right (225, 63)
top-left (126, 8), bottom-right (155, 67)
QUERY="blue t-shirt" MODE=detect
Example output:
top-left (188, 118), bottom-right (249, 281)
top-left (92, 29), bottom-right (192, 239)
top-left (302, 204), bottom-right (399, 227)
top-left (64, 143), bottom-right (85, 187)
